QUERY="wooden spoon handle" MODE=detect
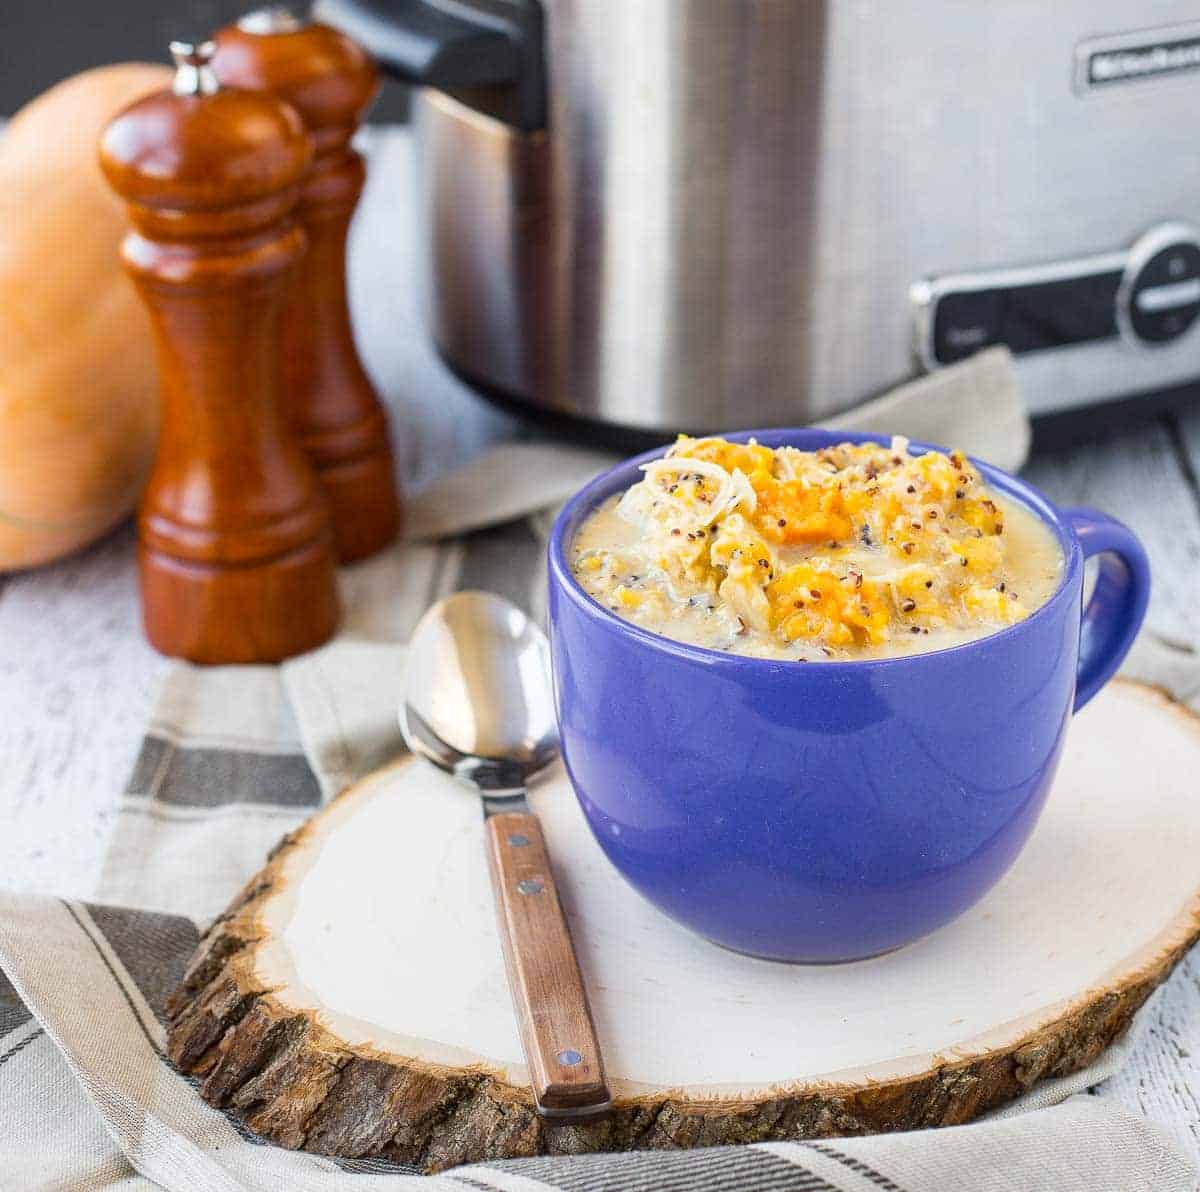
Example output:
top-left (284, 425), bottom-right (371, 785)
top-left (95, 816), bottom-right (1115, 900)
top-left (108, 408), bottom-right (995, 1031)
top-left (484, 809), bottom-right (611, 1119)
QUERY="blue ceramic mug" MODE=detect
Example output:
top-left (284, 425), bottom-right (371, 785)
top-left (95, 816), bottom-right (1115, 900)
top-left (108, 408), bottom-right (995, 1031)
top-left (547, 430), bottom-right (1151, 962)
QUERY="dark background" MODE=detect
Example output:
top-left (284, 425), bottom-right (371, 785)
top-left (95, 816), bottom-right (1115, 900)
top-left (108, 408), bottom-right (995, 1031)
top-left (0, 1), bottom-right (411, 119)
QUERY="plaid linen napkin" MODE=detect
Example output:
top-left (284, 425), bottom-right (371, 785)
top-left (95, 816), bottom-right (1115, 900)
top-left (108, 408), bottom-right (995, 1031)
top-left (1, 349), bottom-right (1197, 1191)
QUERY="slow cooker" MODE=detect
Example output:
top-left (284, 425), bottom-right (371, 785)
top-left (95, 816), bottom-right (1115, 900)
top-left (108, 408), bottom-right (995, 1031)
top-left (318, 0), bottom-right (1200, 435)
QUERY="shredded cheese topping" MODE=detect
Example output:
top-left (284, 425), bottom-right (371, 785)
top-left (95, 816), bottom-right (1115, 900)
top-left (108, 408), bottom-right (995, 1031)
top-left (578, 435), bottom-right (1036, 655)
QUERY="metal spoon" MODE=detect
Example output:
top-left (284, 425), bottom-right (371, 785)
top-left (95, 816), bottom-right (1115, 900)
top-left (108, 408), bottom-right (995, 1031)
top-left (401, 591), bottom-right (611, 1120)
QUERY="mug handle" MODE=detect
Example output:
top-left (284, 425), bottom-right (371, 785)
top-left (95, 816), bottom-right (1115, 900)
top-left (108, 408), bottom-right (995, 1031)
top-left (1062, 508), bottom-right (1151, 712)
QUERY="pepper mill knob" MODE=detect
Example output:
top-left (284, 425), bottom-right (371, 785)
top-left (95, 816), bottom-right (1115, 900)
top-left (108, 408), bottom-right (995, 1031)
top-left (169, 39), bottom-right (219, 95)
top-left (212, 9), bottom-right (402, 563)
top-left (100, 45), bottom-right (340, 663)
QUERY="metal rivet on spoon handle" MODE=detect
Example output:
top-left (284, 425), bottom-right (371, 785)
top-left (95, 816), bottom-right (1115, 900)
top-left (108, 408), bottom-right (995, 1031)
top-left (402, 591), bottom-right (611, 1120)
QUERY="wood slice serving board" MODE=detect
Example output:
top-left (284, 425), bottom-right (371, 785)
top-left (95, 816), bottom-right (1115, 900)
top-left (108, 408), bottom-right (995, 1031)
top-left (167, 679), bottom-right (1200, 1172)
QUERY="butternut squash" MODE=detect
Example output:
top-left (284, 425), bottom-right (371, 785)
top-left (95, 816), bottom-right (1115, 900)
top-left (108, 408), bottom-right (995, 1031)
top-left (0, 63), bottom-right (169, 571)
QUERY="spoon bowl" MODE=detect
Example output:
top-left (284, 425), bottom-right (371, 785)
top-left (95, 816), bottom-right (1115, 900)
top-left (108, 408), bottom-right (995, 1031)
top-left (402, 591), bottom-right (559, 791)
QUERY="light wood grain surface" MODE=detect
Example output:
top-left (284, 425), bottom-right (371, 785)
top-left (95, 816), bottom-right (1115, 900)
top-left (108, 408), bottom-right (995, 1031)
top-left (1021, 406), bottom-right (1200, 1163)
top-left (166, 691), bottom-right (1200, 1168)
top-left (3, 128), bottom-right (1199, 1164)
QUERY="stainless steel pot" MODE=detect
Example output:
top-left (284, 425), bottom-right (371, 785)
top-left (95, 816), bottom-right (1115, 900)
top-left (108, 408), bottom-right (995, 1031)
top-left (318, 0), bottom-right (1200, 435)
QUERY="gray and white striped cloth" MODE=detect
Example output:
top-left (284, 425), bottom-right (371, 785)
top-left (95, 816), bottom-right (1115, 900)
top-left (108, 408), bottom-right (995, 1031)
top-left (0, 515), bottom-right (1193, 1191)
top-left (2, 350), bottom-right (1198, 1190)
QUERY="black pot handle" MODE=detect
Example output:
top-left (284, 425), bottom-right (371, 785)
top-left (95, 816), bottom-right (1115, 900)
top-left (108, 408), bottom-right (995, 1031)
top-left (313, 0), bottom-right (545, 130)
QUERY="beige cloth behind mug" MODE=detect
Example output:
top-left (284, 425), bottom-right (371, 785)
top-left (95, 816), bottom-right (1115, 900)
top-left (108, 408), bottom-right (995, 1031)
top-left (404, 346), bottom-right (1029, 541)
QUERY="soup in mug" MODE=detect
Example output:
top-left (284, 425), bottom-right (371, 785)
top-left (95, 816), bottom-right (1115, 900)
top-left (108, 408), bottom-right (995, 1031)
top-left (571, 436), bottom-right (1063, 661)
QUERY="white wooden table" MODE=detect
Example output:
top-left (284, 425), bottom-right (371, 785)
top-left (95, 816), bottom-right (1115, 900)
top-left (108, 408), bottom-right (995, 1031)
top-left (3, 129), bottom-right (1200, 1167)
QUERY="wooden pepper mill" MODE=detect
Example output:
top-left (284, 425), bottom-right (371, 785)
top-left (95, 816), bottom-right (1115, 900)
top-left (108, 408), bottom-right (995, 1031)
top-left (100, 41), bottom-right (340, 664)
top-left (211, 8), bottom-right (402, 562)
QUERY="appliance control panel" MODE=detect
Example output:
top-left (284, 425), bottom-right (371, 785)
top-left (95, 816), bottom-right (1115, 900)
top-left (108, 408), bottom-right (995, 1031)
top-left (912, 223), bottom-right (1200, 370)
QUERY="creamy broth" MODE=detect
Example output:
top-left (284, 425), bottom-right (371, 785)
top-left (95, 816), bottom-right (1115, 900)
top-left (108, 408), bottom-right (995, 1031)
top-left (571, 437), bottom-right (1063, 661)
